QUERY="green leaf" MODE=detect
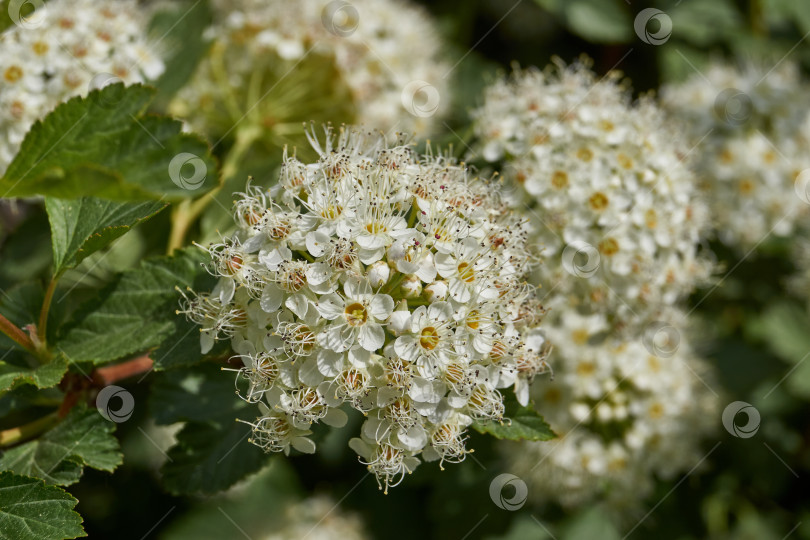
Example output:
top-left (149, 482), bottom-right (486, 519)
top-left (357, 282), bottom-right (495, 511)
top-left (0, 405), bottom-right (121, 486)
top-left (160, 419), bottom-right (265, 495)
top-left (150, 363), bottom-right (247, 425)
top-left (45, 197), bottom-right (166, 275)
top-left (0, 355), bottom-right (67, 395)
top-left (0, 84), bottom-right (215, 201)
top-left (55, 248), bottom-right (213, 365)
top-left (157, 361), bottom-right (265, 494)
top-left (0, 472), bottom-right (85, 540)
top-left (148, 0), bottom-right (213, 109)
top-left (151, 315), bottom-right (230, 371)
top-left (746, 302), bottom-right (810, 365)
top-left (669, 0), bottom-right (742, 46)
top-left (472, 399), bottom-right (555, 441)
top-left (563, 0), bottom-right (632, 43)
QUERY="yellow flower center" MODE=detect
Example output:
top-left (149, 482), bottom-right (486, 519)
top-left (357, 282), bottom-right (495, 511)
top-left (344, 302), bottom-right (368, 326)
top-left (419, 326), bottom-right (440, 350)
top-left (457, 262), bottom-right (475, 283)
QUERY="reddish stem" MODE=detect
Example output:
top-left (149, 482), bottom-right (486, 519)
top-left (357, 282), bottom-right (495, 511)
top-left (0, 312), bottom-right (36, 353)
top-left (91, 354), bottom-right (154, 386)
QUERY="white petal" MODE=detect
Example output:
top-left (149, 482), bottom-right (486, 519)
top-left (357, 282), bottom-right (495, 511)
top-left (434, 253), bottom-right (457, 278)
top-left (316, 349), bottom-right (344, 376)
top-left (427, 301), bottom-right (453, 322)
top-left (200, 331), bottom-right (214, 354)
top-left (394, 335), bottom-right (420, 361)
top-left (292, 436), bottom-right (316, 454)
top-left (298, 356), bottom-right (324, 386)
top-left (315, 294), bottom-right (344, 320)
top-left (285, 293), bottom-right (310, 319)
top-left (260, 284), bottom-right (284, 312)
top-left (323, 408), bottom-right (348, 428)
top-left (398, 425), bottom-right (428, 451)
top-left (369, 294), bottom-right (394, 321)
top-left (348, 347), bottom-right (372, 367)
top-left (358, 323), bottom-right (384, 352)
top-left (306, 262), bottom-right (331, 285)
top-left (448, 278), bottom-right (471, 303)
top-left (306, 231), bottom-right (329, 257)
top-left (349, 437), bottom-right (373, 460)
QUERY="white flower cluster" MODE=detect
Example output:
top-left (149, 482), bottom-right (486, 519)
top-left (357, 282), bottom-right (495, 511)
top-left (661, 61), bottom-right (810, 249)
top-left (263, 495), bottom-right (368, 540)
top-left (0, 0), bottom-right (165, 174)
top-left (472, 61), bottom-right (711, 330)
top-left (180, 126), bottom-right (550, 491)
top-left (171, 0), bottom-right (448, 145)
top-left (473, 61), bottom-right (718, 513)
top-left (509, 311), bottom-right (717, 512)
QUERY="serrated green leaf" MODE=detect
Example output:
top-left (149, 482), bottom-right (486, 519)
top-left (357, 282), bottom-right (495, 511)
top-left (0, 355), bottom-right (67, 395)
top-left (0, 471), bottom-right (85, 540)
top-left (0, 405), bottom-right (121, 486)
top-left (45, 197), bottom-right (166, 275)
top-left (0, 84), bottom-right (215, 201)
top-left (472, 399), bottom-right (555, 441)
top-left (150, 363), bottom-right (247, 425)
top-left (55, 248), bottom-right (213, 365)
top-left (161, 419), bottom-right (265, 495)
top-left (563, 0), bottom-right (632, 43)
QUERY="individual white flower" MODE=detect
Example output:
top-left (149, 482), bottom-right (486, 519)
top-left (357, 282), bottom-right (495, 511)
top-left (0, 0), bottom-right (165, 174)
top-left (472, 60), bottom-right (712, 333)
top-left (316, 277), bottom-right (394, 352)
top-left (661, 61), bottom-right (810, 249)
top-left (170, 0), bottom-right (449, 149)
top-left (180, 125), bottom-right (549, 491)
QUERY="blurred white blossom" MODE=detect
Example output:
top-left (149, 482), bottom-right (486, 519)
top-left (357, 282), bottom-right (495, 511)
top-left (171, 0), bottom-right (449, 146)
top-left (472, 61), bottom-right (712, 332)
top-left (662, 61), bottom-right (810, 249)
top-left (508, 311), bottom-right (717, 512)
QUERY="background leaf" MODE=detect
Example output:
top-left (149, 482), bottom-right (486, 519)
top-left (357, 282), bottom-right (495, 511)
top-left (55, 249), bottom-right (213, 366)
top-left (472, 399), bottom-right (555, 441)
top-left (0, 405), bottom-right (121, 486)
top-left (0, 356), bottom-right (67, 395)
top-left (160, 419), bottom-right (265, 495)
top-left (45, 198), bottom-right (166, 276)
top-left (0, 471), bottom-right (85, 540)
top-left (0, 84), bottom-right (216, 201)
top-left (148, 0), bottom-right (213, 110)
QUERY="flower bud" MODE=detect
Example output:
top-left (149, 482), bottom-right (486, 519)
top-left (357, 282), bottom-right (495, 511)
top-left (368, 261), bottom-right (391, 288)
top-left (401, 275), bottom-right (422, 298)
top-left (424, 280), bottom-right (448, 302)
